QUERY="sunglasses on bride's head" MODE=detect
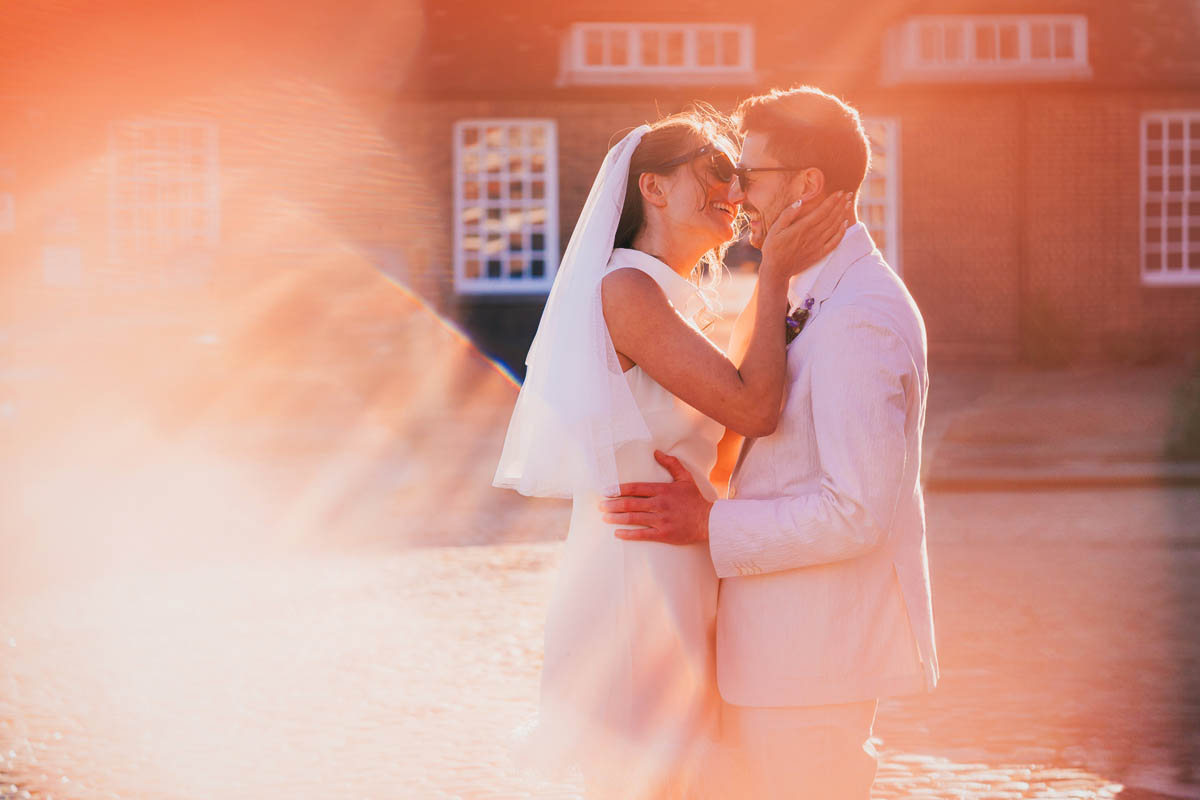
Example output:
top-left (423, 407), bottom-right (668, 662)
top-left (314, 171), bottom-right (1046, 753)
top-left (655, 143), bottom-right (737, 184)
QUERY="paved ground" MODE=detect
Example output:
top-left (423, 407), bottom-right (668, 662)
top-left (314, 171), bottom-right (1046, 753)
top-left (3, 296), bottom-right (1198, 798)
top-left (1, 485), bottom-right (1197, 800)
top-left (923, 365), bottom-right (1200, 489)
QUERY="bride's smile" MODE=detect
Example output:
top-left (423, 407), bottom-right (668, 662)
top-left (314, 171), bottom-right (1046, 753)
top-left (711, 200), bottom-right (737, 220)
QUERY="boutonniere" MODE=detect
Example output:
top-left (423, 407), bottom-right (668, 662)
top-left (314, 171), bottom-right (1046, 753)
top-left (785, 297), bottom-right (816, 346)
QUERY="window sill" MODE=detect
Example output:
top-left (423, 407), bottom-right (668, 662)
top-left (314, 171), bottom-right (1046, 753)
top-left (455, 283), bottom-right (553, 300)
top-left (1141, 273), bottom-right (1200, 288)
top-left (882, 63), bottom-right (1092, 85)
top-left (557, 68), bottom-right (758, 87)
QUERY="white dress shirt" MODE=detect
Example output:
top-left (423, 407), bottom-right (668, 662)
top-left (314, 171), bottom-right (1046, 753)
top-left (786, 248), bottom-right (834, 310)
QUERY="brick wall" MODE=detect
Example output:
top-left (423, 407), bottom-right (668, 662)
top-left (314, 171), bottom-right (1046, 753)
top-left (1025, 90), bottom-right (1200, 362)
top-left (400, 94), bottom-right (1031, 364)
top-left (401, 91), bottom-right (1200, 367)
top-left (809, 88), bottom-right (1200, 363)
top-left (859, 91), bottom-right (1025, 362)
top-left (12, 84), bottom-right (1196, 366)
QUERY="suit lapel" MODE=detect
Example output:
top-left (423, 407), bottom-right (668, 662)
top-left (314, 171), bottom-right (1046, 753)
top-left (808, 223), bottom-right (876, 317)
top-left (729, 225), bottom-right (877, 489)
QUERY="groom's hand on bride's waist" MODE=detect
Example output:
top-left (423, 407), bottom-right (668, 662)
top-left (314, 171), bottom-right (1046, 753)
top-left (600, 450), bottom-right (712, 545)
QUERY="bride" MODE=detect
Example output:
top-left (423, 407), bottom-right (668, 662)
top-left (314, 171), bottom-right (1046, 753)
top-left (494, 109), bottom-right (850, 798)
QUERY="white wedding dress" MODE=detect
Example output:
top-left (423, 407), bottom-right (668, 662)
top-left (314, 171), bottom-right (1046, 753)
top-left (527, 249), bottom-right (726, 798)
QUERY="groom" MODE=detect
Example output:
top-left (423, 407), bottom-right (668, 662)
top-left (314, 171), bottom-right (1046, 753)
top-left (601, 86), bottom-right (938, 799)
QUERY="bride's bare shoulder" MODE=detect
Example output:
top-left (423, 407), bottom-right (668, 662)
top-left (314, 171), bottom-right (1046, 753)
top-left (601, 267), bottom-right (665, 314)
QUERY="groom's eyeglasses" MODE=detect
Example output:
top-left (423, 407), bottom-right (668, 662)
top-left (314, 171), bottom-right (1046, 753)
top-left (656, 143), bottom-right (737, 184)
top-left (730, 164), bottom-right (812, 190)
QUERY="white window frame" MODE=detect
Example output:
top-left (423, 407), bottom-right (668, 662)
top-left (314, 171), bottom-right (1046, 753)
top-left (884, 15), bottom-right (1090, 84)
top-left (107, 119), bottom-right (220, 281)
top-left (560, 23), bottom-right (755, 85)
top-left (1141, 111), bottom-right (1200, 286)
top-left (859, 117), bottom-right (901, 275)
top-left (453, 119), bottom-right (560, 295)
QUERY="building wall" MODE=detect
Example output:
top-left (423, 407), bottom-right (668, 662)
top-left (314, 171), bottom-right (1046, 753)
top-left (401, 94), bottom-right (1031, 366)
top-left (867, 91), bottom-right (1025, 362)
top-left (395, 0), bottom-right (1200, 367)
top-left (8, 87), bottom-right (1197, 367)
top-left (397, 90), bottom-right (1200, 368)
top-left (2, 82), bottom-right (422, 293)
top-left (858, 87), bottom-right (1200, 364)
top-left (1026, 89), bottom-right (1200, 362)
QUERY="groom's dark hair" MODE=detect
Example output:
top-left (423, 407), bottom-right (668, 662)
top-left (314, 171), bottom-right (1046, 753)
top-left (733, 86), bottom-right (871, 195)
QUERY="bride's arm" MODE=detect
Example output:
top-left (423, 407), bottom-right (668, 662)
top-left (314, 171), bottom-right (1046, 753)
top-left (602, 266), bottom-right (783, 437)
top-left (602, 192), bottom-right (850, 438)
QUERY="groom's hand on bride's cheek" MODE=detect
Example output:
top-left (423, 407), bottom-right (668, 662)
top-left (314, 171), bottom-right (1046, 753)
top-left (600, 451), bottom-right (712, 545)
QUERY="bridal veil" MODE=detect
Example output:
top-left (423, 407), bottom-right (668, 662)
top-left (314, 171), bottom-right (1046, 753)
top-left (492, 125), bottom-right (653, 499)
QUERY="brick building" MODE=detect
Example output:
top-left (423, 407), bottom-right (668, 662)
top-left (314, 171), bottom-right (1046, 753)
top-left (2, 0), bottom-right (1199, 374)
top-left (401, 0), bottom-right (1200, 370)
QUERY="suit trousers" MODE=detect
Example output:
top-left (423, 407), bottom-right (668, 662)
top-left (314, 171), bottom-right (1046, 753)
top-left (719, 698), bottom-right (878, 800)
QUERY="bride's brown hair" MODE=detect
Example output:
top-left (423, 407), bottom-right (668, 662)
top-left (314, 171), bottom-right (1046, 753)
top-left (612, 105), bottom-right (741, 283)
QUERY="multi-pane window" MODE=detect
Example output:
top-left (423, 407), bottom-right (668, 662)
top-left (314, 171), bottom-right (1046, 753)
top-left (108, 120), bottom-right (219, 280)
top-left (886, 15), bottom-right (1089, 83)
top-left (1142, 112), bottom-right (1200, 285)
top-left (859, 118), bottom-right (901, 274)
top-left (453, 120), bottom-right (559, 294)
top-left (562, 23), bottom-right (754, 85)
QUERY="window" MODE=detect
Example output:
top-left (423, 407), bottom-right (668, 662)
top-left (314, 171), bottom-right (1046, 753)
top-left (885, 15), bottom-right (1090, 84)
top-left (108, 120), bottom-right (219, 283)
top-left (453, 119), bottom-right (559, 294)
top-left (859, 118), bottom-right (901, 274)
top-left (1142, 112), bottom-right (1200, 286)
top-left (561, 23), bottom-right (754, 85)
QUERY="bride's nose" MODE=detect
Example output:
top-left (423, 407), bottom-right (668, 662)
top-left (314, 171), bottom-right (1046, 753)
top-left (726, 176), bottom-right (746, 204)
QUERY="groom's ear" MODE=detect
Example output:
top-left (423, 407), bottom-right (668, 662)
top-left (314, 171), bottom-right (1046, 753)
top-left (638, 172), bottom-right (670, 208)
top-left (796, 167), bottom-right (827, 203)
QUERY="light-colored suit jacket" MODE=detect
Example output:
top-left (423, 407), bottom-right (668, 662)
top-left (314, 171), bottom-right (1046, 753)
top-left (708, 223), bottom-right (939, 708)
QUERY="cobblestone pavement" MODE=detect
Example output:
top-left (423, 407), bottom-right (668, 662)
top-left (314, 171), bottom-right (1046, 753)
top-left (2, 488), bottom-right (1198, 800)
